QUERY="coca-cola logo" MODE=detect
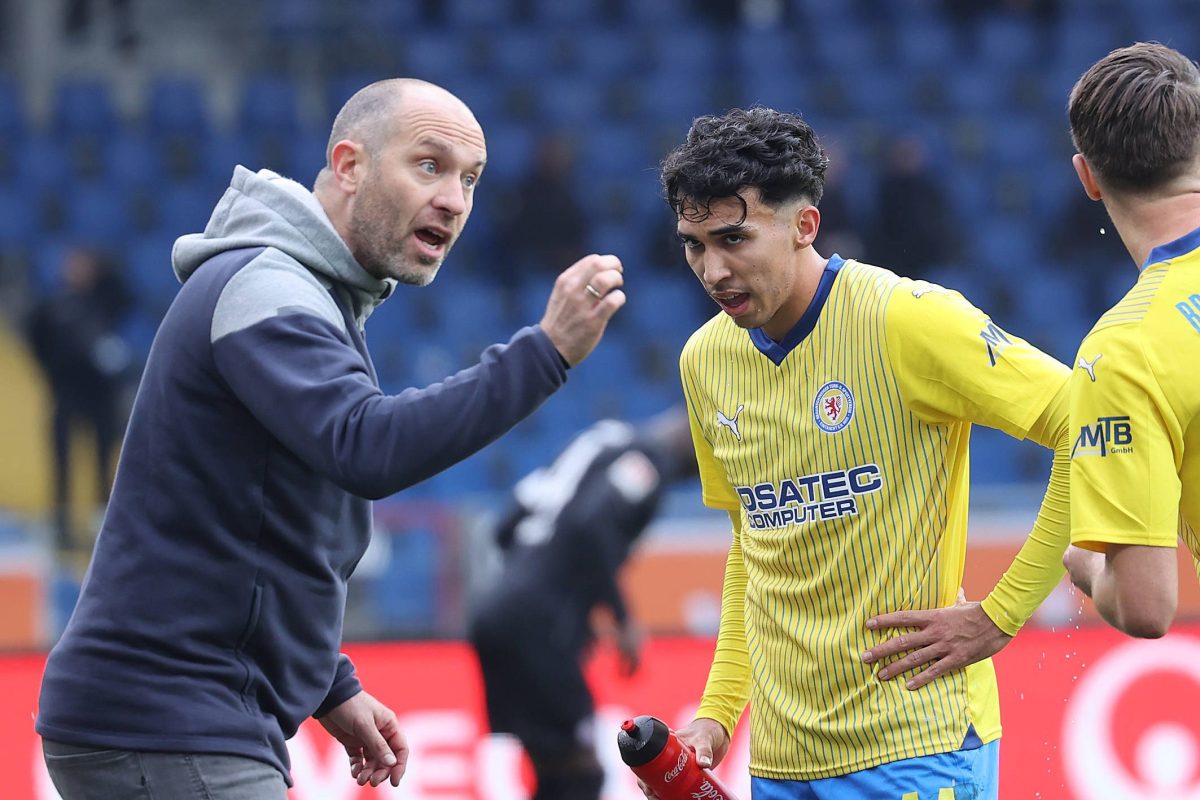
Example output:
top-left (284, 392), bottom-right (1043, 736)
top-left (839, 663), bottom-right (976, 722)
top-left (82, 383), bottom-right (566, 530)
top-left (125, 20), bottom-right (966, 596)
top-left (692, 779), bottom-right (722, 799)
top-left (664, 750), bottom-right (688, 782)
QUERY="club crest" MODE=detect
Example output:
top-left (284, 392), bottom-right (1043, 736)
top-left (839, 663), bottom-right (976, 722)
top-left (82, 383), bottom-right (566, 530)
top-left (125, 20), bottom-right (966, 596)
top-left (813, 381), bottom-right (854, 433)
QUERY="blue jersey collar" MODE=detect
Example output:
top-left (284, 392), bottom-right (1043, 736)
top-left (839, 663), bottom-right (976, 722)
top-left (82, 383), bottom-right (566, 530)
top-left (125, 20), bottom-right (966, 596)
top-left (1143, 224), bottom-right (1200, 271)
top-left (749, 255), bottom-right (845, 366)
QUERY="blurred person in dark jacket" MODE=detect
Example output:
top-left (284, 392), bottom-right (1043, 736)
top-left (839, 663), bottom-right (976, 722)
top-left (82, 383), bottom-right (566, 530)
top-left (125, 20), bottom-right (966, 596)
top-left (26, 247), bottom-right (132, 551)
top-left (469, 408), bottom-right (696, 800)
top-left (866, 135), bottom-right (961, 273)
top-left (494, 132), bottom-right (589, 278)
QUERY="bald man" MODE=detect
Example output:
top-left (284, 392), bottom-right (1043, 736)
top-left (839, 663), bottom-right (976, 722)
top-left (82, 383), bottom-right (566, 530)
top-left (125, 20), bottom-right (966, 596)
top-left (37, 79), bottom-right (625, 799)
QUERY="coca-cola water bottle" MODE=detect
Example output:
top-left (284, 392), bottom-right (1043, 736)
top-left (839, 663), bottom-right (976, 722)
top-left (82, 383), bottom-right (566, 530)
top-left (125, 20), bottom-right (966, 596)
top-left (616, 715), bottom-right (739, 800)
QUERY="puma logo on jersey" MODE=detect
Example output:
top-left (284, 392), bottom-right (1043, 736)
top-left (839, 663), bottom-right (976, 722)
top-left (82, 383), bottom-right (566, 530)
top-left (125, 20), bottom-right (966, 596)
top-left (716, 405), bottom-right (744, 441)
top-left (1077, 353), bottom-right (1102, 382)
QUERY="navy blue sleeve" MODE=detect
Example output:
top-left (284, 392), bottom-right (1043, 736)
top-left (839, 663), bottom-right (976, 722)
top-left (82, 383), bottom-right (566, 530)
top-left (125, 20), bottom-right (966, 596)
top-left (212, 314), bottom-right (567, 499)
top-left (314, 654), bottom-right (362, 718)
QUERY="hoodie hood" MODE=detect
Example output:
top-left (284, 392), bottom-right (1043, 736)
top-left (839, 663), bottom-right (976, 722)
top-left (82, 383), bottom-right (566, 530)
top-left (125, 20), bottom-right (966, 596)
top-left (173, 166), bottom-right (395, 325)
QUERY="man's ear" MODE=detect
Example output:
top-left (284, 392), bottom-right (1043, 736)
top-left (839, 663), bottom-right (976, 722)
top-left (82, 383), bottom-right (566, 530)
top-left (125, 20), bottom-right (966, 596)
top-left (1072, 153), bottom-right (1104, 201)
top-left (329, 139), bottom-right (367, 193)
top-left (795, 204), bottom-right (820, 248)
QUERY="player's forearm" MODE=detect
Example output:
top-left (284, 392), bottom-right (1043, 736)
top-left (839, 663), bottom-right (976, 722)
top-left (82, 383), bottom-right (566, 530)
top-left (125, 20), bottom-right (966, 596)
top-left (696, 518), bottom-right (752, 734)
top-left (981, 392), bottom-right (1071, 635)
top-left (1090, 545), bottom-right (1178, 638)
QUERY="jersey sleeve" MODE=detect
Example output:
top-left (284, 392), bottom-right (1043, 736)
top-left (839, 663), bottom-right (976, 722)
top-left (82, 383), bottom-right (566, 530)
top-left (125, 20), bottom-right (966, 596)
top-left (694, 512), bottom-right (752, 736)
top-left (681, 343), bottom-right (741, 511)
top-left (1070, 324), bottom-right (1182, 551)
top-left (980, 380), bottom-right (1071, 635)
top-left (886, 281), bottom-right (1069, 437)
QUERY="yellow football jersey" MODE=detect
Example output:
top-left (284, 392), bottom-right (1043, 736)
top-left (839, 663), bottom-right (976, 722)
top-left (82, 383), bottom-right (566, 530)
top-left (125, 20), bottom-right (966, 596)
top-left (683, 256), bottom-right (1069, 780)
top-left (1070, 228), bottom-right (1200, 569)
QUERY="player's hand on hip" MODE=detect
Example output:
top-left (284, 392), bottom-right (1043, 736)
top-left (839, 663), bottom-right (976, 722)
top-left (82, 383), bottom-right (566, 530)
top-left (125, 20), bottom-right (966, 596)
top-left (317, 690), bottom-right (409, 787)
top-left (539, 253), bottom-right (625, 366)
top-left (861, 591), bottom-right (1013, 691)
top-left (1063, 544), bottom-right (1103, 597)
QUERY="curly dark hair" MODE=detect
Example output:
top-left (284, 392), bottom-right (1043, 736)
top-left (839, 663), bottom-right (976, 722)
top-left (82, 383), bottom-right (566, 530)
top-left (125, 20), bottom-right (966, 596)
top-left (1069, 42), bottom-right (1200, 193)
top-left (660, 106), bottom-right (829, 223)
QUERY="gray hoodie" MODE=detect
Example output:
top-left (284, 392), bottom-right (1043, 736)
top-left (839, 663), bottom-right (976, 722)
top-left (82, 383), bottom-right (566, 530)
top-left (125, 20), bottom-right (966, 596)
top-left (38, 166), bottom-right (568, 782)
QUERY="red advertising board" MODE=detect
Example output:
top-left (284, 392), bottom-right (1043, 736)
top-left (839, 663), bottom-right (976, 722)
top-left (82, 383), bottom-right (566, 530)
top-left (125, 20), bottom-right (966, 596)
top-left (3, 627), bottom-right (1199, 799)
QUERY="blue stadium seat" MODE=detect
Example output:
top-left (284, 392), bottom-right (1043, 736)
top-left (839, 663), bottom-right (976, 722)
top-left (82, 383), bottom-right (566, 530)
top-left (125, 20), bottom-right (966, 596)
top-left (261, 0), bottom-right (324, 42)
top-left (116, 308), bottom-right (161, 360)
top-left (739, 72), bottom-right (813, 116)
top-left (0, 78), bottom-right (27, 138)
top-left (475, 122), bottom-right (537, 183)
top-left (323, 72), bottom-right (376, 121)
top-left (977, 15), bottom-right (1040, 68)
top-left (735, 29), bottom-right (802, 75)
top-left (443, 0), bottom-right (516, 28)
top-left (51, 78), bottom-right (120, 137)
top-left (403, 32), bottom-right (471, 85)
top-left (621, 271), bottom-right (707, 339)
top-left (341, 0), bottom-right (419, 32)
top-left (630, 72), bottom-right (714, 127)
top-left (894, 16), bottom-right (960, 69)
top-left (126, 236), bottom-right (183, 310)
top-left (970, 426), bottom-right (1027, 485)
top-left (1128, 2), bottom-right (1194, 52)
top-left (581, 222), bottom-right (642, 270)
top-left (157, 183), bottom-right (220, 236)
top-left (0, 185), bottom-right (38, 246)
top-left (102, 131), bottom-right (167, 189)
top-left (237, 75), bottom-right (303, 136)
top-left (533, 77), bottom-right (606, 126)
top-left (145, 76), bottom-right (211, 136)
top-left (529, 0), bottom-right (608, 26)
top-left (62, 181), bottom-right (134, 245)
top-left (831, 69), bottom-right (913, 117)
top-left (987, 113), bottom-right (1049, 167)
top-left (489, 30), bottom-right (550, 78)
top-left (810, 20), bottom-right (878, 71)
top-left (284, 128), bottom-right (329, 184)
top-left (451, 78), bottom-right (506, 128)
top-left (577, 124), bottom-right (654, 179)
top-left (202, 133), bottom-right (260, 184)
top-left (974, 217), bottom-right (1040, 273)
top-left (625, 0), bottom-right (691, 25)
top-left (573, 29), bottom-right (654, 79)
top-left (369, 528), bottom-right (439, 632)
top-left (946, 64), bottom-right (1012, 115)
top-left (419, 275), bottom-right (510, 344)
top-left (651, 28), bottom-right (724, 77)
top-left (1055, 17), bottom-right (1123, 76)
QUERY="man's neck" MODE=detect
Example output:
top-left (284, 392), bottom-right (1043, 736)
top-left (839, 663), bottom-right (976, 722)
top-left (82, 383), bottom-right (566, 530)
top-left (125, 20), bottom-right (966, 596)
top-left (762, 249), bottom-right (829, 342)
top-left (1106, 186), bottom-right (1200, 269)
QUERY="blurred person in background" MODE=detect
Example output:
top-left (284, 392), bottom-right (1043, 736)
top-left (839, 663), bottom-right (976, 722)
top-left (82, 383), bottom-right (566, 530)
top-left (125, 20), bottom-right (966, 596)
top-left (493, 132), bottom-right (589, 280)
top-left (469, 408), bottom-right (696, 800)
top-left (648, 106), bottom-right (1075, 799)
top-left (36, 78), bottom-right (626, 799)
top-left (1060, 42), bottom-right (1200, 638)
top-left (25, 246), bottom-right (132, 553)
top-left (63, 0), bottom-right (138, 52)
top-left (810, 136), bottom-right (864, 260)
top-left (865, 134), bottom-right (961, 273)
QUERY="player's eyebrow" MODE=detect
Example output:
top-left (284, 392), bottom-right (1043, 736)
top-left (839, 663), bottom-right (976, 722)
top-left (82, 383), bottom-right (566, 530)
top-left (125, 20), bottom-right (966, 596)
top-left (708, 223), bottom-right (748, 237)
top-left (415, 136), bottom-right (486, 170)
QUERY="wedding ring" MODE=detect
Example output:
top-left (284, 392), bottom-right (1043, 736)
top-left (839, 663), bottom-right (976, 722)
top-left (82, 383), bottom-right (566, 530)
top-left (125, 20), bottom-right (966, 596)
top-left (585, 283), bottom-right (603, 300)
